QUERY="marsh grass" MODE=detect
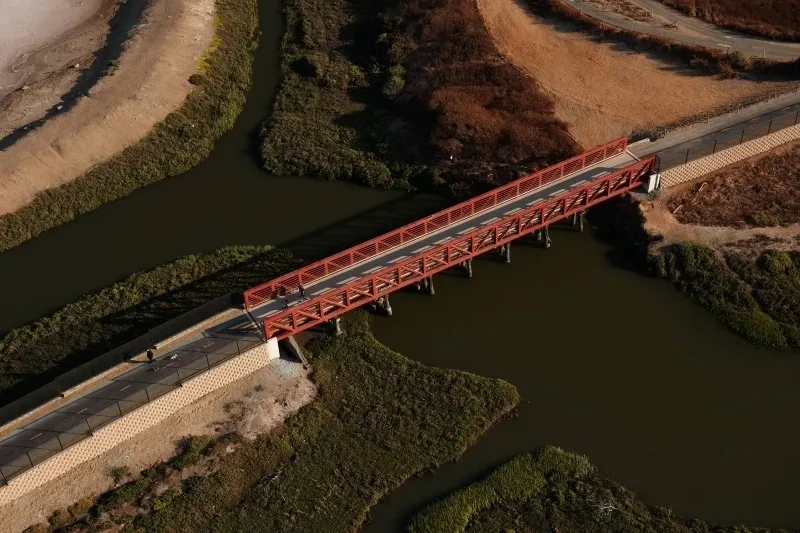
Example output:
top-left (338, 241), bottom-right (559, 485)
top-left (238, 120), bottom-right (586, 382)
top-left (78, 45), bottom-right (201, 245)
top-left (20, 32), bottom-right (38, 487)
top-left (35, 312), bottom-right (519, 533)
top-left (0, 246), bottom-right (300, 402)
top-left (0, 0), bottom-right (259, 253)
top-left (410, 447), bottom-right (781, 533)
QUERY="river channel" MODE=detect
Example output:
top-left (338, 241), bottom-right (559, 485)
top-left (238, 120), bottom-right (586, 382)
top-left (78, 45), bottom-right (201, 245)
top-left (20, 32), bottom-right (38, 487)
top-left (1, 0), bottom-right (799, 530)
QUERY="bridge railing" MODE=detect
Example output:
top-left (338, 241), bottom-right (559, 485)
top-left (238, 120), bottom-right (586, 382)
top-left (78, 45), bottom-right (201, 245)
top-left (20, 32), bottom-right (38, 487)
top-left (243, 137), bottom-right (628, 309)
top-left (262, 156), bottom-right (656, 339)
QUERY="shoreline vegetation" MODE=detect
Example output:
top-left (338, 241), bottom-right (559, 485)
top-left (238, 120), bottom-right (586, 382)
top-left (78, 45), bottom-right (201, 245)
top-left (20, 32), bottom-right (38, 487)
top-left (0, 0), bottom-right (260, 254)
top-left (0, 246), bottom-right (300, 404)
top-left (261, 0), bottom-right (577, 195)
top-left (22, 313), bottom-right (519, 533)
top-left (409, 447), bottom-right (781, 533)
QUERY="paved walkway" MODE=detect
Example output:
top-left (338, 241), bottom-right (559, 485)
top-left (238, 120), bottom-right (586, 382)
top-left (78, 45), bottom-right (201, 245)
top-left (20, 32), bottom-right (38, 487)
top-left (558, 0), bottom-right (800, 60)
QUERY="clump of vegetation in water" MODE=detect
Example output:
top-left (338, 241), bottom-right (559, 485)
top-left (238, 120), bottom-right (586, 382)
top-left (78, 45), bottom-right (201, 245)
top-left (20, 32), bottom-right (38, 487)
top-left (650, 242), bottom-right (800, 350)
top-left (0, 246), bottom-right (300, 402)
top-left (0, 0), bottom-right (259, 253)
top-left (30, 313), bottom-right (519, 533)
top-left (409, 446), bottom-right (781, 533)
top-left (261, 0), bottom-right (576, 194)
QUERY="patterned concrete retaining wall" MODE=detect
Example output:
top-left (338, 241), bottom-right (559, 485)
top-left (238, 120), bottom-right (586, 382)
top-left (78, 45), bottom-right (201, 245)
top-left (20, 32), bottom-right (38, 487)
top-left (660, 124), bottom-right (800, 188)
top-left (0, 338), bottom-right (279, 506)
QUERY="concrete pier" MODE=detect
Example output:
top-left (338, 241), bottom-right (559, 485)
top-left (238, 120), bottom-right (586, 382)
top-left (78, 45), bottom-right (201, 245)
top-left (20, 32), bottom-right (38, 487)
top-left (503, 243), bottom-right (511, 264)
top-left (426, 276), bottom-right (435, 295)
top-left (280, 336), bottom-right (309, 368)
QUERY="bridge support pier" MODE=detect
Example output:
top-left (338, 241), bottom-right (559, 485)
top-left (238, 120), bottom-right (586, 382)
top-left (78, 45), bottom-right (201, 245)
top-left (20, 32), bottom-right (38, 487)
top-left (376, 295), bottom-right (393, 316)
top-left (572, 211), bottom-right (584, 232)
top-left (542, 226), bottom-right (551, 248)
top-left (426, 276), bottom-right (435, 295)
top-left (461, 258), bottom-right (473, 278)
top-left (503, 243), bottom-right (511, 264)
top-left (330, 317), bottom-right (343, 336)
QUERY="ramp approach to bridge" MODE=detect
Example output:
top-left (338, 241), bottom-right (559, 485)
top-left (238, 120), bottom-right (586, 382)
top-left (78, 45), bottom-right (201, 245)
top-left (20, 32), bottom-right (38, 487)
top-left (244, 138), bottom-right (657, 339)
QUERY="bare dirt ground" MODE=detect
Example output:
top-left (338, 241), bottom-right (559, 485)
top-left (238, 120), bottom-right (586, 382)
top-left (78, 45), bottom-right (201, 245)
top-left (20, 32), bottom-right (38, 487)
top-left (0, 0), bottom-right (214, 217)
top-left (0, 0), bottom-right (113, 101)
top-left (0, 357), bottom-right (316, 533)
top-left (476, 0), bottom-right (784, 148)
top-left (665, 140), bottom-right (800, 228)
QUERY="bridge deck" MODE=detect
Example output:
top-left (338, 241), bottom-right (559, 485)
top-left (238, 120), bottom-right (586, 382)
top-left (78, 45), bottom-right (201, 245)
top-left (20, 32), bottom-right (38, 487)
top-left (249, 150), bottom-right (637, 324)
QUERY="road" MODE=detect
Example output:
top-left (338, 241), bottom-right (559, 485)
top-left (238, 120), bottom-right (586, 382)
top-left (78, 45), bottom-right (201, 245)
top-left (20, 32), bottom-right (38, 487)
top-left (559, 0), bottom-right (800, 61)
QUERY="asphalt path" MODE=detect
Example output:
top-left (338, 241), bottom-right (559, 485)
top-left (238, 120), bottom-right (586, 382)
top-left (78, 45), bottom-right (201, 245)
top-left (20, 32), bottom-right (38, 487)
top-left (559, 0), bottom-right (800, 61)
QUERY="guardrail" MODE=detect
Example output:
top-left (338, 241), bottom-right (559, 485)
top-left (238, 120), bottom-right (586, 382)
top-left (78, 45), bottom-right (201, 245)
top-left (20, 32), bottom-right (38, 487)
top-left (263, 156), bottom-right (655, 339)
top-left (244, 137), bottom-right (628, 309)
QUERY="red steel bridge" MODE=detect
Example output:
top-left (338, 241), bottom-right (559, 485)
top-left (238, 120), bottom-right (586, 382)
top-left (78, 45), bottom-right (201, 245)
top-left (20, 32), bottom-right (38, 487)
top-left (244, 138), bottom-right (657, 339)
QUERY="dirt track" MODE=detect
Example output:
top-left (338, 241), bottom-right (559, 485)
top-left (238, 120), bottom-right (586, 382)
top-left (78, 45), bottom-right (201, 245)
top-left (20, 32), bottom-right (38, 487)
top-left (476, 0), bottom-right (783, 148)
top-left (0, 0), bottom-right (214, 216)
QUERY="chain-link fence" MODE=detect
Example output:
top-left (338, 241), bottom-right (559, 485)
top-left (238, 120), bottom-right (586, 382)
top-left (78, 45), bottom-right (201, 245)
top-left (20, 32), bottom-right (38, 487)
top-left (0, 334), bottom-right (260, 484)
top-left (655, 106), bottom-right (800, 173)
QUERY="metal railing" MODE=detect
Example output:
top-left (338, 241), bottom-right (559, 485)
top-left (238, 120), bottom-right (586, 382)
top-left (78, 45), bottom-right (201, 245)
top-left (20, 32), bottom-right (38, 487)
top-left (0, 336), bottom-right (259, 485)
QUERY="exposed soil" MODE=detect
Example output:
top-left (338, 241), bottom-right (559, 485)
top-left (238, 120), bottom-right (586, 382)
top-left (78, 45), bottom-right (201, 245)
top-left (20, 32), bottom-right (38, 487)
top-left (476, 0), bottom-right (784, 148)
top-left (0, 358), bottom-right (316, 533)
top-left (0, 0), bottom-right (214, 217)
top-left (656, 0), bottom-right (800, 42)
top-left (665, 140), bottom-right (800, 228)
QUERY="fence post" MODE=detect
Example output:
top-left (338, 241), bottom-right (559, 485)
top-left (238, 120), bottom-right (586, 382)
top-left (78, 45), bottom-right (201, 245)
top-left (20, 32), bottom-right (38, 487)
top-left (712, 139), bottom-right (718, 154)
top-left (740, 130), bottom-right (745, 144)
top-left (767, 119), bottom-right (773, 134)
top-left (795, 110), bottom-right (799, 126)
top-left (1, 467), bottom-right (7, 485)
top-left (25, 451), bottom-right (34, 468)
top-left (684, 149), bottom-right (690, 164)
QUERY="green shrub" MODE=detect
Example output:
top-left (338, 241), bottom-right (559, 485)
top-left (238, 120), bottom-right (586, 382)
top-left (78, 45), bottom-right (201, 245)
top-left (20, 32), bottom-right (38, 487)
top-left (111, 466), bottom-right (132, 485)
top-left (382, 64), bottom-right (406, 98)
top-left (0, 0), bottom-right (260, 253)
top-left (759, 250), bottom-right (794, 274)
top-left (169, 436), bottom-right (212, 470)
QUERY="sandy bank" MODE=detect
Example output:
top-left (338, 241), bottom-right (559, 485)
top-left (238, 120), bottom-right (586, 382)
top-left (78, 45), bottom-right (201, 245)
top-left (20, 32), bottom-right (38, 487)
top-left (0, 0), bottom-right (214, 216)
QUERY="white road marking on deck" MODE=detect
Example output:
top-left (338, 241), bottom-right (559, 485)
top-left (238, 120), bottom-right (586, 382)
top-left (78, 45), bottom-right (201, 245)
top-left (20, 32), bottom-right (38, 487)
top-left (483, 217), bottom-right (500, 224)
top-left (337, 276), bottom-right (358, 285)
top-left (591, 171), bottom-right (609, 178)
top-left (504, 207), bottom-right (522, 215)
top-left (571, 180), bottom-right (587, 187)
top-left (390, 255), bottom-right (409, 263)
top-left (78, 408), bottom-right (88, 414)
top-left (30, 433), bottom-right (42, 441)
top-left (526, 198), bottom-right (544, 206)
top-left (310, 287), bottom-right (330, 296)
top-left (119, 385), bottom-right (131, 392)
top-left (361, 266), bottom-right (382, 275)
top-left (434, 237), bottom-right (451, 244)
top-left (457, 227), bottom-right (476, 235)
top-left (548, 189), bottom-right (566, 197)
top-left (263, 309), bottom-right (280, 317)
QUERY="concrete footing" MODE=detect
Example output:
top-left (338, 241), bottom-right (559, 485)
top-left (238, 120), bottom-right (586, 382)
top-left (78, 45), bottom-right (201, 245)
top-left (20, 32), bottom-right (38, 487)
top-left (461, 258), bottom-right (473, 278)
top-left (330, 317), bottom-right (343, 336)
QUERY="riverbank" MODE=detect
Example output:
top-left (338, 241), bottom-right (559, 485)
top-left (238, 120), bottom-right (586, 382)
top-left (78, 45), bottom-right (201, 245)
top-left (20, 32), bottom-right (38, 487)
top-left (409, 446), bottom-right (782, 533)
top-left (19, 312), bottom-right (518, 533)
top-left (0, 0), bottom-right (257, 252)
top-left (0, 246), bottom-right (300, 403)
top-left (261, 0), bottom-right (577, 194)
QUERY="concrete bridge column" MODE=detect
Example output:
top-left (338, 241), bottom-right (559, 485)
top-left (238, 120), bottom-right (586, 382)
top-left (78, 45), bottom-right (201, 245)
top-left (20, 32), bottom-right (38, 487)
top-left (376, 295), bottom-right (392, 316)
top-left (461, 258), bottom-right (473, 278)
top-left (426, 276), bottom-right (435, 295)
top-left (543, 226), bottom-right (551, 248)
top-left (503, 243), bottom-right (511, 264)
top-left (330, 317), bottom-right (343, 336)
top-left (572, 211), bottom-right (584, 232)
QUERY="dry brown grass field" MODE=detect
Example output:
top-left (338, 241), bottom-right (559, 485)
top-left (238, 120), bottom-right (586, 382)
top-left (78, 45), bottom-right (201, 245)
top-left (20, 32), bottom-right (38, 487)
top-left (657, 0), bottom-right (800, 41)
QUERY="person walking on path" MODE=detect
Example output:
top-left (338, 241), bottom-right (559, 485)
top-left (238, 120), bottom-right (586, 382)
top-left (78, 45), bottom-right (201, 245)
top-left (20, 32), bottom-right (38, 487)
top-left (146, 347), bottom-right (155, 364)
top-left (299, 284), bottom-right (306, 299)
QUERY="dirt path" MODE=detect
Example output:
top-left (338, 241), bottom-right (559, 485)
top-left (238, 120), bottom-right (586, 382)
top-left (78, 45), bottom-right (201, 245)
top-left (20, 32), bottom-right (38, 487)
top-left (476, 0), bottom-right (782, 148)
top-left (0, 358), bottom-right (316, 533)
top-left (0, 0), bottom-right (214, 217)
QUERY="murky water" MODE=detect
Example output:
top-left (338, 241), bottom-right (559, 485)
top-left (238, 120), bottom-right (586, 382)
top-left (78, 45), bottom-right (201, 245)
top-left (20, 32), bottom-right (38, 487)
top-left (1, 0), bottom-right (799, 530)
top-left (366, 229), bottom-right (800, 531)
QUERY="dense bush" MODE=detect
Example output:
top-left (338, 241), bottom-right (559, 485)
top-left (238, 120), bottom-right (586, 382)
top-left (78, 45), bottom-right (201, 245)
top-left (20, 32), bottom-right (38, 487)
top-left (261, 0), bottom-right (577, 195)
top-left (652, 242), bottom-right (800, 350)
top-left (410, 447), bottom-right (780, 533)
top-left (0, 0), bottom-right (260, 253)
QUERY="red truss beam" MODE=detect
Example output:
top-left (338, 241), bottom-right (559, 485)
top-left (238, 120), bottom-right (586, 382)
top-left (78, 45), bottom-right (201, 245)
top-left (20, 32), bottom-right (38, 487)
top-left (243, 137), bottom-right (628, 309)
top-left (262, 156), bottom-right (655, 339)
